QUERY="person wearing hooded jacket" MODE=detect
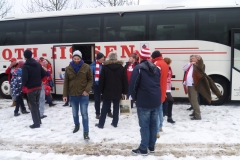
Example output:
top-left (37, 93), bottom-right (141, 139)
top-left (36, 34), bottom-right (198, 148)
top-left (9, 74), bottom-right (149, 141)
top-left (95, 52), bottom-right (128, 129)
top-left (129, 46), bottom-right (161, 155)
top-left (22, 50), bottom-right (46, 129)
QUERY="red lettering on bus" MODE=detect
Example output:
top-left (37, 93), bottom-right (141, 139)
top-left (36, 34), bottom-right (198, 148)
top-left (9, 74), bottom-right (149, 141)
top-left (69, 47), bottom-right (72, 59)
top-left (15, 48), bottom-right (24, 59)
top-left (26, 48), bottom-right (38, 58)
top-left (51, 47), bottom-right (57, 59)
top-left (60, 47), bottom-right (66, 59)
top-left (120, 45), bottom-right (135, 58)
top-left (2, 49), bottom-right (12, 60)
top-left (104, 46), bottom-right (117, 57)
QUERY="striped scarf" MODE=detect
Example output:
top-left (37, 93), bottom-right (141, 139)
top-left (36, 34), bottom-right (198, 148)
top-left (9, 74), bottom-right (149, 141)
top-left (95, 61), bottom-right (100, 82)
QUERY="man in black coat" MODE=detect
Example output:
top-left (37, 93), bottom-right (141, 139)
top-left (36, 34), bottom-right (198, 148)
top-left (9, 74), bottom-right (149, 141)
top-left (22, 50), bottom-right (46, 129)
top-left (96, 52), bottom-right (128, 128)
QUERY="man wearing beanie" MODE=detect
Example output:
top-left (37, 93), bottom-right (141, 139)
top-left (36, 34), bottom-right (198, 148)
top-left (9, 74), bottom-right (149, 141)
top-left (90, 51), bottom-right (112, 119)
top-left (95, 52), bottom-right (128, 129)
top-left (129, 47), bottom-right (161, 155)
top-left (22, 50), bottom-right (46, 129)
top-left (151, 50), bottom-right (169, 137)
top-left (63, 50), bottom-right (93, 140)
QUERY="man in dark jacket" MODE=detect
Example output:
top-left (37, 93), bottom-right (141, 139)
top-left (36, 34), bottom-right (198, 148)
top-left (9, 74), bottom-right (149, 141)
top-left (129, 47), bottom-right (161, 155)
top-left (96, 52), bottom-right (128, 128)
top-left (22, 50), bottom-right (46, 129)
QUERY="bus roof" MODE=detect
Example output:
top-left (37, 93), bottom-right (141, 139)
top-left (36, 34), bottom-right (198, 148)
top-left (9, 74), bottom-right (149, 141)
top-left (2, 4), bottom-right (240, 21)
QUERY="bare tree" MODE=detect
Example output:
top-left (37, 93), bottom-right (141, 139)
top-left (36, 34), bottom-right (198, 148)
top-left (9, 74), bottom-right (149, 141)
top-left (0, 0), bottom-right (13, 18)
top-left (23, 0), bottom-right (83, 13)
top-left (90, 0), bottom-right (139, 7)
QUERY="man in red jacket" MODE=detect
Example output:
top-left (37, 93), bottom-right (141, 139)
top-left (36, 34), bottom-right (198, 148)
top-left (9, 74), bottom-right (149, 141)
top-left (5, 58), bottom-right (18, 107)
top-left (151, 51), bottom-right (169, 137)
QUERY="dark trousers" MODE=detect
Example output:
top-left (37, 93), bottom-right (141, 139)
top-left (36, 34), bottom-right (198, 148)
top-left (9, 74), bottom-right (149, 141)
top-left (94, 85), bottom-right (111, 115)
top-left (27, 89), bottom-right (41, 125)
top-left (14, 95), bottom-right (27, 114)
top-left (163, 101), bottom-right (168, 116)
top-left (98, 99), bottom-right (120, 127)
top-left (46, 94), bottom-right (52, 104)
top-left (167, 92), bottom-right (174, 118)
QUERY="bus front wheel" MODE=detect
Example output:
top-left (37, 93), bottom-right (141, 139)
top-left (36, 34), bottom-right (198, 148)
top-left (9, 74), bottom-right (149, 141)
top-left (0, 76), bottom-right (11, 99)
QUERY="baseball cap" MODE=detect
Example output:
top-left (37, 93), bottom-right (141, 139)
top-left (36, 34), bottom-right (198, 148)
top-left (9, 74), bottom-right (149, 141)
top-left (9, 58), bottom-right (17, 62)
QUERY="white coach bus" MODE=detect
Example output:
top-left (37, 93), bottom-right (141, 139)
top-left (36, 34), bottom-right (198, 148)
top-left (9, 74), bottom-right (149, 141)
top-left (0, 5), bottom-right (240, 105)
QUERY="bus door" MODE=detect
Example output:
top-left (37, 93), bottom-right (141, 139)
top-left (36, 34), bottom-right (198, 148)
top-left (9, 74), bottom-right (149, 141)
top-left (52, 44), bottom-right (95, 95)
top-left (230, 29), bottom-right (240, 100)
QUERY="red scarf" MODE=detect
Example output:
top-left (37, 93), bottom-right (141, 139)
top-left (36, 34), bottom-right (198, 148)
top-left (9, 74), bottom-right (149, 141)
top-left (95, 61), bottom-right (100, 82)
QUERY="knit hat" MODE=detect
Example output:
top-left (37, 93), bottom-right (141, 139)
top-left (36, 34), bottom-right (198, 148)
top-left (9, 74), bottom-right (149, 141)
top-left (139, 45), bottom-right (151, 60)
top-left (96, 52), bottom-right (104, 60)
top-left (24, 50), bottom-right (33, 59)
top-left (72, 50), bottom-right (82, 59)
top-left (108, 53), bottom-right (117, 60)
top-left (151, 50), bottom-right (161, 59)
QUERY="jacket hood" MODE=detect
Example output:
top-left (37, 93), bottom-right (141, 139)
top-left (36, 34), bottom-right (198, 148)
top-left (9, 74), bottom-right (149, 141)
top-left (24, 58), bottom-right (39, 67)
top-left (139, 60), bottom-right (158, 76)
top-left (103, 60), bottom-right (123, 71)
top-left (152, 56), bottom-right (163, 63)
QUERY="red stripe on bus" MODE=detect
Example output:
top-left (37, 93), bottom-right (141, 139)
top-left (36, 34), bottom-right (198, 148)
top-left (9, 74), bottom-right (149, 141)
top-left (171, 80), bottom-right (183, 82)
top-left (155, 48), bottom-right (199, 50)
top-left (161, 52), bottom-right (227, 54)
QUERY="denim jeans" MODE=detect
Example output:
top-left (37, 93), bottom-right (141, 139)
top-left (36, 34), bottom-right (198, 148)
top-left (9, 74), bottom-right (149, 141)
top-left (46, 94), bottom-right (52, 104)
top-left (98, 99), bottom-right (120, 127)
top-left (158, 103), bottom-right (163, 131)
top-left (39, 84), bottom-right (45, 116)
top-left (70, 95), bottom-right (89, 132)
top-left (163, 101), bottom-right (168, 116)
top-left (27, 89), bottom-right (41, 125)
top-left (137, 107), bottom-right (159, 150)
top-left (14, 95), bottom-right (27, 114)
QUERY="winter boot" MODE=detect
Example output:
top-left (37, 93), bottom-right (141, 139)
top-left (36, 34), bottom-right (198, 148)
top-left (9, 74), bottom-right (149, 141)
top-left (148, 146), bottom-right (155, 153)
top-left (49, 102), bottom-right (56, 107)
top-left (22, 110), bottom-right (30, 114)
top-left (14, 113), bottom-right (20, 117)
top-left (83, 132), bottom-right (90, 140)
top-left (167, 117), bottom-right (175, 123)
top-left (108, 112), bottom-right (113, 118)
top-left (73, 125), bottom-right (80, 133)
top-left (96, 114), bottom-right (100, 119)
top-left (132, 148), bottom-right (148, 156)
top-left (11, 101), bottom-right (16, 107)
top-left (62, 102), bottom-right (69, 107)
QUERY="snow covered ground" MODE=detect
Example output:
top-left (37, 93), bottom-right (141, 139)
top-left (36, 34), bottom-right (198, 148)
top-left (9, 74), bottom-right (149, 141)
top-left (0, 98), bottom-right (240, 160)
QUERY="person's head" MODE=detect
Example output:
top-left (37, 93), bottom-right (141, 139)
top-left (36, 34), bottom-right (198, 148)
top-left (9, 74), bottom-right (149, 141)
top-left (72, 50), bottom-right (82, 64)
top-left (96, 52), bottom-right (105, 63)
top-left (39, 57), bottom-right (44, 62)
top-left (33, 57), bottom-right (40, 62)
top-left (108, 52), bottom-right (118, 60)
top-left (9, 58), bottom-right (17, 65)
top-left (40, 59), bottom-right (48, 67)
top-left (190, 55), bottom-right (198, 63)
top-left (128, 53), bottom-right (138, 63)
top-left (139, 46), bottom-right (151, 61)
top-left (17, 61), bottom-right (24, 68)
top-left (164, 57), bottom-right (172, 66)
top-left (151, 50), bottom-right (162, 59)
top-left (24, 50), bottom-right (33, 60)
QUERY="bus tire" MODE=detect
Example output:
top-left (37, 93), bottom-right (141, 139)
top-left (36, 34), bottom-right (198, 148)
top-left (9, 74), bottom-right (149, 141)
top-left (201, 76), bottom-right (229, 105)
top-left (0, 76), bottom-right (11, 99)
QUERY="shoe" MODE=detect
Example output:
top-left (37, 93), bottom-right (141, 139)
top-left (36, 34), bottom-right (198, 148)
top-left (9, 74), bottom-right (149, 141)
top-left (84, 132), bottom-right (90, 140)
top-left (96, 114), bottom-right (100, 119)
top-left (11, 101), bottom-right (16, 107)
top-left (40, 115), bottom-right (47, 119)
top-left (49, 103), bottom-right (56, 107)
top-left (95, 123), bottom-right (103, 129)
top-left (191, 117), bottom-right (202, 120)
top-left (132, 148), bottom-right (148, 156)
top-left (159, 128), bottom-right (163, 132)
top-left (62, 103), bottom-right (69, 106)
top-left (29, 124), bottom-right (40, 128)
top-left (167, 118), bottom-right (175, 123)
top-left (22, 110), bottom-right (30, 114)
top-left (156, 133), bottom-right (160, 139)
top-left (189, 113), bottom-right (195, 116)
top-left (14, 113), bottom-right (20, 117)
top-left (111, 123), bottom-right (117, 128)
top-left (187, 106), bottom-right (193, 111)
top-left (73, 125), bottom-right (80, 133)
top-left (108, 112), bottom-right (113, 118)
top-left (148, 146), bottom-right (155, 153)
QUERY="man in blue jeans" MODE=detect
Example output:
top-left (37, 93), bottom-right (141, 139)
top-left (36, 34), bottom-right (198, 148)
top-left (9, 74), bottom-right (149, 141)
top-left (63, 50), bottom-right (93, 140)
top-left (129, 46), bottom-right (161, 155)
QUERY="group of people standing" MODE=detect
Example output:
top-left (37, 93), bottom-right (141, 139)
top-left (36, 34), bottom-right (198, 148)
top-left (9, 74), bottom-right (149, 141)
top-left (6, 50), bottom-right (56, 128)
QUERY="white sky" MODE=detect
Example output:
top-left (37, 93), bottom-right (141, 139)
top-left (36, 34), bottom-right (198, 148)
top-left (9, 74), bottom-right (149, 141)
top-left (7, 0), bottom-right (239, 15)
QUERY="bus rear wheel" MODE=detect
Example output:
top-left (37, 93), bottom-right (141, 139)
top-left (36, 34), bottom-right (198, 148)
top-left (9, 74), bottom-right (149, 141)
top-left (207, 76), bottom-right (229, 105)
top-left (0, 76), bottom-right (11, 99)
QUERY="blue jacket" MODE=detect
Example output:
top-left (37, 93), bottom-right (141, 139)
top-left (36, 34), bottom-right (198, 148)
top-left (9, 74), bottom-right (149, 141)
top-left (10, 68), bottom-right (23, 97)
top-left (129, 60), bottom-right (161, 108)
top-left (90, 60), bottom-right (103, 85)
